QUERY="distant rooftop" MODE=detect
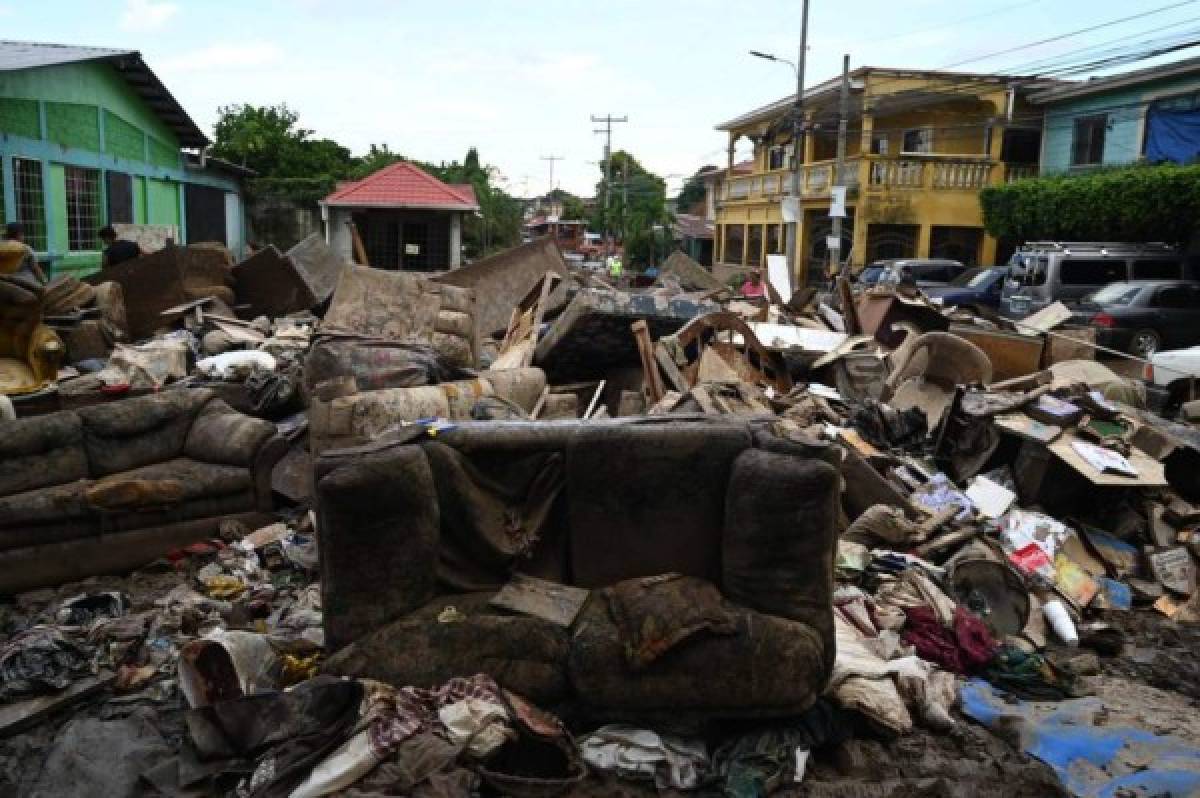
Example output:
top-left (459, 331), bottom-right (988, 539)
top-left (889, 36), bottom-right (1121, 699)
top-left (322, 161), bottom-right (480, 210)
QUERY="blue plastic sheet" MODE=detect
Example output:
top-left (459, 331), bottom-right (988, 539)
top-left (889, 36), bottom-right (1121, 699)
top-left (961, 679), bottom-right (1200, 797)
top-left (1145, 108), bottom-right (1200, 164)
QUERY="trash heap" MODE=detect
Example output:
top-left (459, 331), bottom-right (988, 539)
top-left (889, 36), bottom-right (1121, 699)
top-left (1, 239), bottom-right (1200, 797)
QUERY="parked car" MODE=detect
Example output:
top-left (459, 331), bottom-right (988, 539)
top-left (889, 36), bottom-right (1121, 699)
top-left (1000, 241), bottom-right (1186, 318)
top-left (863, 258), bottom-right (968, 289)
top-left (1145, 344), bottom-right (1200, 415)
top-left (925, 266), bottom-right (1008, 312)
top-left (1070, 280), bottom-right (1200, 357)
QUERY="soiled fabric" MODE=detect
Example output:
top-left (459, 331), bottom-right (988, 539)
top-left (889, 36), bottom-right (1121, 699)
top-left (185, 675), bottom-right (363, 798)
top-left (850, 398), bottom-right (927, 450)
top-left (902, 605), bottom-right (997, 676)
top-left (422, 442), bottom-right (565, 592)
top-left (984, 645), bottom-right (1082, 701)
top-left (0, 625), bottom-right (90, 700)
top-left (364, 674), bottom-right (505, 759)
top-left (711, 706), bottom-right (854, 798)
top-left (875, 568), bottom-right (957, 627)
top-left (601, 574), bottom-right (738, 670)
top-left (580, 725), bottom-right (708, 790)
top-left (336, 732), bottom-right (470, 797)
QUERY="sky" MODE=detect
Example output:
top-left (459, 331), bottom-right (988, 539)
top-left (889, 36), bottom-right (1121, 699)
top-left (4, 0), bottom-right (1200, 196)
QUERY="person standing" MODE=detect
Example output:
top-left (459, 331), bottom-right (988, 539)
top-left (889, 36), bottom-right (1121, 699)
top-left (740, 269), bottom-right (767, 298)
top-left (1, 223), bottom-right (47, 283)
top-left (98, 225), bottom-right (142, 269)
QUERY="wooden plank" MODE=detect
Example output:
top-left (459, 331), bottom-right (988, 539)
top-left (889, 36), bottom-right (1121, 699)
top-left (630, 320), bottom-right (666, 404)
top-left (655, 342), bottom-right (690, 393)
top-left (836, 276), bottom-right (861, 335)
top-left (0, 672), bottom-right (113, 738)
top-left (347, 221), bottom-right (369, 266)
top-left (583, 380), bottom-right (606, 419)
top-left (530, 386), bottom-right (550, 419)
top-left (1048, 432), bottom-right (1168, 487)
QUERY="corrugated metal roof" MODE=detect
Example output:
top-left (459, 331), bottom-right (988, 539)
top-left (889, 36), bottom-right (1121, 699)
top-left (322, 162), bottom-right (481, 210)
top-left (0, 40), bottom-right (209, 148)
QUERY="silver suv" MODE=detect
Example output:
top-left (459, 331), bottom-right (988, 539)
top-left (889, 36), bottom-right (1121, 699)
top-left (1001, 241), bottom-right (1185, 318)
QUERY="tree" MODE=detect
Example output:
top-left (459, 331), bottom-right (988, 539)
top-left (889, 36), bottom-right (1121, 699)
top-left (349, 143), bottom-right (406, 180)
top-left (676, 166), bottom-right (717, 214)
top-left (561, 195), bottom-right (588, 221)
top-left (592, 150), bottom-right (673, 267)
top-left (211, 103), bottom-right (353, 179)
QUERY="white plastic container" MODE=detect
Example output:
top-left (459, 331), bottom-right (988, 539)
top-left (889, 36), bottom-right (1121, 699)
top-left (1042, 599), bottom-right (1079, 647)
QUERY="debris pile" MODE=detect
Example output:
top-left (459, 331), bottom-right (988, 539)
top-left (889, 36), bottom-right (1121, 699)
top-left (2, 240), bottom-right (1200, 796)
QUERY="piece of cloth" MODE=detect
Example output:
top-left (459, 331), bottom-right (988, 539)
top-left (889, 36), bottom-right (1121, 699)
top-left (0, 625), bottom-right (91, 700)
top-left (1145, 106), bottom-right (1200, 164)
top-left (711, 706), bottom-right (854, 798)
top-left (28, 706), bottom-right (172, 798)
top-left (875, 568), bottom-right (957, 627)
top-left (740, 279), bottom-right (766, 298)
top-left (601, 574), bottom-right (738, 670)
top-left (984, 645), bottom-right (1081, 701)
top-left (902, 605), bottom-right (997, 676)
top-left (438, 697), bottom-right (512, 758)
top-left (104, 239), bottom-right (141, 268)
top-left (337, 732), bottom-right (470, 797)
top-left (850, 398), bottom-right (927, 450)
top-left (364, 674), bottom-right (505, 760)
top-left (580, 725), bottom-right (709, 790)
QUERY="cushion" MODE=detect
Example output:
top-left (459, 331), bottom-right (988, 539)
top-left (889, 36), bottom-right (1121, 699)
top-left (183, 399), bottom-right (276, 467)
top-left (0, 412), bottom-right (88, 495)
top-left (77, 389), bottom-right (210, 477)
top-left (322, 594), bottom-right (569, 705)
top-left (565, 422), bottom-right (751, 588)
top-left (722, 450), bottom-right (839, 667)
top-left (568, 596), bottom-right (827, 715)
top-left (0, 479), bottom-right (91, 528)
top-left (116, 458), bottom-right (252, 502)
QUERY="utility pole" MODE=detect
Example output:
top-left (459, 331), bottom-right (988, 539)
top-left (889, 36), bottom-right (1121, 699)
top-left (785, 0), bottom-right (810, 292)
top-left (592, 113), bottom-right (628, 257)
top-left (539, 155), bottom-right (563, 195)
top-left (829, 53), bottom-right (851, 280)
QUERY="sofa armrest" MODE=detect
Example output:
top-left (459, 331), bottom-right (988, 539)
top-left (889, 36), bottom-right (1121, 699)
top-left (184, 399), bottom-right (277, 467)
top-left (317, 444), bottom-right (440, 652)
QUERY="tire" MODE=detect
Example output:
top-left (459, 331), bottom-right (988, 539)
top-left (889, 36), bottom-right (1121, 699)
top-left (1130, 329), bottom-right (1161, 358)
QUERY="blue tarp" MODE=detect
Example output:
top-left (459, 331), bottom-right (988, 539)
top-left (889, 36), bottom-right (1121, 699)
top-left (1145, 108), bottom-right (1200, 164)
top-left (961, 679), bottom-right (1200, 797)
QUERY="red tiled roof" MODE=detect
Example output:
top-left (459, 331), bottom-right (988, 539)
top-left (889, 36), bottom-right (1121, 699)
top-left (322, 162), bottom-right (480, 210)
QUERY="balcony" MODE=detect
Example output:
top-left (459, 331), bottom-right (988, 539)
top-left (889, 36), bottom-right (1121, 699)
top-left (718, 155), bottom-right (999, 205)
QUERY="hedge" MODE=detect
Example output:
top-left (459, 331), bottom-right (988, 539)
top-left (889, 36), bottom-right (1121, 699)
top-left (979, 163), bottom-right (1200, 244)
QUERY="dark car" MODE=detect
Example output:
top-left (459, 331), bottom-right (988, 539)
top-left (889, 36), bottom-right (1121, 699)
top-left (924, 267), bottom-right (1008, 311)
top-left (1071, 280), bottom-right (1200, 357)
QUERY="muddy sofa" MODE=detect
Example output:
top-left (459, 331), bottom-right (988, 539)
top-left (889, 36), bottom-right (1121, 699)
top-left (0, 388), bottom-right (283, 593)
top-left (318, 417), bottom-right (839, 719)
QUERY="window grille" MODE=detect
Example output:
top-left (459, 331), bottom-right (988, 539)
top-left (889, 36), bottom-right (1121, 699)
top-left (13, 158), bottom-right (47, 251)
top-left (65, 165), bottom-right (101, 251)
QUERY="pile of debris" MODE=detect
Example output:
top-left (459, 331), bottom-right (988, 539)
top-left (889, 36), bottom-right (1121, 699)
top-left (2, 237), bottom-right (1200, 797)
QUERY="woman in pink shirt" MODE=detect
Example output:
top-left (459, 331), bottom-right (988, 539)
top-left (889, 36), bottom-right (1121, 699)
top-left (740, 269), bottom-right (767, 298)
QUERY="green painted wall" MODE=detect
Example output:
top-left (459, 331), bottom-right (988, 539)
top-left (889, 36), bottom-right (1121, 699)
top-left (0, 97), bottom-right (39, 139)
top-left (0, 61), bottom-right (180, 151)
top-left (147, 178), bottom-right (180, 227)
top-left (45, 162), bottom-right (101, 274)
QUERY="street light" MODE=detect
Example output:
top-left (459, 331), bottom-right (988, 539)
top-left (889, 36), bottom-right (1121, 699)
top-left (749, 50), bottom-right (797, 76)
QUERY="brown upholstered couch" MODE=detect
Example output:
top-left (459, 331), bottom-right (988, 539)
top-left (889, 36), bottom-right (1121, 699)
top-left (0, 388), bottom-right (283, 594)
top-left (317, 417), bottom-right (839, 720)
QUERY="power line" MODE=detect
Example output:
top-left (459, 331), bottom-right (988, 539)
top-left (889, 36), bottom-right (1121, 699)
top-left (591, 113), bottom-right (628, 254)
top-left (538, 155), bottom-right (563, 194)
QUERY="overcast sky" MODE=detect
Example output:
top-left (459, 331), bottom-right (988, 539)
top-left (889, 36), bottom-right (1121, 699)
top-left (6, 0), bottom-right (1199, 196)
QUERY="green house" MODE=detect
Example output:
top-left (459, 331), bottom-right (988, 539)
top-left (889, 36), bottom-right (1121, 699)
top-left (0, 40), bottom-right (250, 277)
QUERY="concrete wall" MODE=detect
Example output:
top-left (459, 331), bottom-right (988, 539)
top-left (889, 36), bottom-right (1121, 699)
top-left (1040, 72), bottom-right (1200, 174)
top-left (248, 192), bottom-right (322, 250)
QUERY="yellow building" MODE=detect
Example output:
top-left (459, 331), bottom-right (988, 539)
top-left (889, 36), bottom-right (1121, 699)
top-left (713, 68), bottom-right (1045, 283)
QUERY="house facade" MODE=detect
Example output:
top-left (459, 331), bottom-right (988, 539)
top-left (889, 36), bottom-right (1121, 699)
top-left (0, 41), bottom-right (248, 276)
top-left (714, 68), bottom-right (1046, 282)
top-left (1031, 56), bottom-right (1200, 174)
top-left (320, 161), bottom-right (479, 271)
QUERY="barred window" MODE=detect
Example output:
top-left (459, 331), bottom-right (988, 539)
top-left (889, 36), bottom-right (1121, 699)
top-left (13, 158), bottom-right (47, 251)
top-left (65, 165), bottom-right (101, 251)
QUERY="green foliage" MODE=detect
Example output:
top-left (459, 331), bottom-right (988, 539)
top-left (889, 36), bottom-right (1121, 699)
top-left (675, 166), bottom-right (716, 214)
top-left (980, 163), bottom-right (1200, 244)
top-left (592, 150), bottom-right (672, 264)
top-left (212, 104), bottom-right (355, 181)
top-left (561, 195), bottom-right (588, 221)
top-left (245, 177), bottom-right (337, 205)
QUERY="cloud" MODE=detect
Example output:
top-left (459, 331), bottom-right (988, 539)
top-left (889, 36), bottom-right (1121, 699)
top-left (158, 41), bottom-right (286, 72)
top-left (119, 0), bottom-right (178, 32)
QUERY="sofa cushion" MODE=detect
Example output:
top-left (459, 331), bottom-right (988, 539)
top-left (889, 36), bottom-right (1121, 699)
top-left (568, 595), bottom-right (827, 715)
top-left (0, 479), bottom-right (91, 528)
top-left (723, 450), bottom-right (839, 674)
top-left (183, 399), bottom-right (276, 467)
top-left (322, 593), bottom-right (569, 705)
top-left (77, 389), bottom-right (211, 477)
top-left (0, 412), bottom-right (88, 494)
top-left (565, 422), bottom-right (751, 588)
top-left (114, 458), bottom-right (252, 502)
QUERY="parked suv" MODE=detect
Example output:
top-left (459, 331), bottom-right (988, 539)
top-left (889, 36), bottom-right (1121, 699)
top-left (864, 258), bottom-right (968, 288)
top-left (1000, 241), bottom-right (1186, 318)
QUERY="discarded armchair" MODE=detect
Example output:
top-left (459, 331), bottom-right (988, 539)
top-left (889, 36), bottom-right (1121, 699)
top-left (317, 417), bottom-right (840, 721)
top-left (0, 388), bottom-right (284, 593)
